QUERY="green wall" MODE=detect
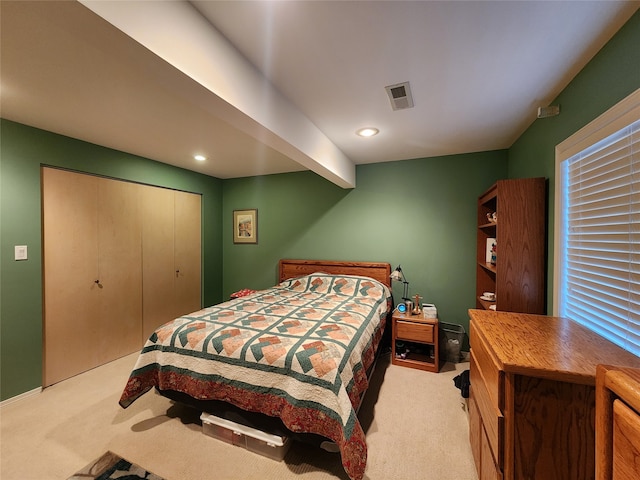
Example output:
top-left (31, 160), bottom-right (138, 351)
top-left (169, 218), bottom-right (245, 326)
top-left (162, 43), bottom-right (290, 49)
top-left (0, 120), bottom-right (223, 401)
top-left (222, 151), bottom-right (508, 334)
top-left (508, 9), bottom-right (640, 312)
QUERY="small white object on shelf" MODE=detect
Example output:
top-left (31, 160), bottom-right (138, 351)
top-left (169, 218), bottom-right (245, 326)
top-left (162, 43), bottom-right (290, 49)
top-left (422, 303), bottom-right (437, 319)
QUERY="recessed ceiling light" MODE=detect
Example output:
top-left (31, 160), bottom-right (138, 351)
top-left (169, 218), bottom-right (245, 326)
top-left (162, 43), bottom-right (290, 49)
top-left (194, 154), bottom-right (207, 161)
top-left (356, 127), bottom-right (379, 137)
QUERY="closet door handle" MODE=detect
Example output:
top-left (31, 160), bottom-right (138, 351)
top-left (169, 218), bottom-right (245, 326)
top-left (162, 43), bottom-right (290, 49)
top-left (94, 279), bottom-right (103, 288)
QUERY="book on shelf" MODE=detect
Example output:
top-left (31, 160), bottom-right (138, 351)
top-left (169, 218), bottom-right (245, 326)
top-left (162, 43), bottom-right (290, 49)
top-left (485, 238), bottom-right (496, 263)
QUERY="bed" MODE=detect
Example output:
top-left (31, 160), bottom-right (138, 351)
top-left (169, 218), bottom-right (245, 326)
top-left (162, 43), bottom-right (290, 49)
top-left (119, 259), bottom-right (392, 480)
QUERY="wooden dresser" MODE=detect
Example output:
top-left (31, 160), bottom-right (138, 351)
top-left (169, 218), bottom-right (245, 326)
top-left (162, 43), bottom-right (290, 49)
top-left (468, 309), bottom-right (640, 480)
top-left (596, 365), bottom-right (640, 480)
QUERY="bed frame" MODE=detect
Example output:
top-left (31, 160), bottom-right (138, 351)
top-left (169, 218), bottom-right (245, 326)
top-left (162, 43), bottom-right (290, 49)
top-left (161, 259), bottom-right (392, 451)
top-left (279, 259), bottom-right (391, 288)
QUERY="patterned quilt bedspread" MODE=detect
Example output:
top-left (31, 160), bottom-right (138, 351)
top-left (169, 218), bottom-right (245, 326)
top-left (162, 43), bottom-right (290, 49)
top-left (119, 273), bottom-right (392, 480)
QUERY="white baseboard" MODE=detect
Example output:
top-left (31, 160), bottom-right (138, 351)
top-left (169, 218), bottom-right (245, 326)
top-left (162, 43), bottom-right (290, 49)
top-left (0, 387), bottom-right (42, 408)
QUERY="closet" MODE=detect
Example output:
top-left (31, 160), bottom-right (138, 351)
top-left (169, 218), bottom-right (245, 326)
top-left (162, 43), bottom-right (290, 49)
top-left (42, 167), bottom-right (201, 386)
top-left (141, 185), bottom-right (202, 339)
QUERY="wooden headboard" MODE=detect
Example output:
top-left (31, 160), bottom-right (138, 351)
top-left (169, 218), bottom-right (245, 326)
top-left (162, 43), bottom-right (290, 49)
top-left (278, 259), bottom-right (392, 288)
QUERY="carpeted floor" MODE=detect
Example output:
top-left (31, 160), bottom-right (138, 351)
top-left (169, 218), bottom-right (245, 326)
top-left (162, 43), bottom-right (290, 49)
top-left (0, 351), bottom-right (477, 480)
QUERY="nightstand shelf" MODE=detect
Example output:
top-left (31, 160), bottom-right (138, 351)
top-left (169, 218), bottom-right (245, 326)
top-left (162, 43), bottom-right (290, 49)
top-left (391, 311), bottom-right (439, 373)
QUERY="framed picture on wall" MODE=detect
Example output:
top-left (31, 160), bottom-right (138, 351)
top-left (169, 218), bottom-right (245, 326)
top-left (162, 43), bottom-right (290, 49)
top-left (233, 209), bottom-right (258, 244)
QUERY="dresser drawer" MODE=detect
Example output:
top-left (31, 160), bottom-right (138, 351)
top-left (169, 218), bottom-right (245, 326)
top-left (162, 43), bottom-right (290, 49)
top-left (469, 390), bottom-right (482, 474)
top-left (470, 349), bottom-right (504, 469)
top-left (481, 423), bottom-right (504, 480)
top-left (396, 320), bottom-right (434, 343)
top-left (613, 399), bottom-right (640, 479)
top-left (470, 321), bottom-right (503, 410)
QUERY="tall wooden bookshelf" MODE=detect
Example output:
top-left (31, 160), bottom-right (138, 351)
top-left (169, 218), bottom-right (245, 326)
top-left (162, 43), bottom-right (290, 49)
top-left (476, 178), bottom-right (547, 314)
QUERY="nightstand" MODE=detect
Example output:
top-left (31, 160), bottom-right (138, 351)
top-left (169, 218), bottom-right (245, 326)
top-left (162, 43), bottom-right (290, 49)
top-left (391, 310), bottom-right (439, 373)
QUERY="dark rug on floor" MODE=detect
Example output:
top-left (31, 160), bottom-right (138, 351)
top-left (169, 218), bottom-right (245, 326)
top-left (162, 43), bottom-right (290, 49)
top-left (67, 451), bottom-right (164, 480)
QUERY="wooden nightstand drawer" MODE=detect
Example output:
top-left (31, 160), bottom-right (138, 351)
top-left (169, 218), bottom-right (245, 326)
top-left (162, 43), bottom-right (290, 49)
top-left (396, 320), bottom-right (434, 343)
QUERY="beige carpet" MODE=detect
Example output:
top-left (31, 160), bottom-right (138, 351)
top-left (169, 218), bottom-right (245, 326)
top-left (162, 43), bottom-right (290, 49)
top-left (0, 352), bottom-right (477, 480)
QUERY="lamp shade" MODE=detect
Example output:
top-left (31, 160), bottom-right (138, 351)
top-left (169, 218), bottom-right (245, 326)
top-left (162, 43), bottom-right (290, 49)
top-left (390, 266), bottom-right (405, 282)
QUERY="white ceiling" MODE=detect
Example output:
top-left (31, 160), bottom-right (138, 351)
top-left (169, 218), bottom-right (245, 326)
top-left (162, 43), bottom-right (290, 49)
top-left (1, 1), bottom-right (638, 187)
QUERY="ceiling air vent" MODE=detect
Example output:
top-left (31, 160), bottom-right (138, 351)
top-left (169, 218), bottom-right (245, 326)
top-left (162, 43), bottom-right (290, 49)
top-left (385, 81), bottom-right (414, 111)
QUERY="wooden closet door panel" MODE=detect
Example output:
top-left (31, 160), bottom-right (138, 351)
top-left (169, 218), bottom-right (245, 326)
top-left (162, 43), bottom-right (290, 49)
top-left (142, 185), bottom-right (175, 340)
top-left (96, 178), bottom-right (142, 363)
top-left (43, 168), bottom-right (99, 386)
top-left (174, 190), bottom-right (202, 318)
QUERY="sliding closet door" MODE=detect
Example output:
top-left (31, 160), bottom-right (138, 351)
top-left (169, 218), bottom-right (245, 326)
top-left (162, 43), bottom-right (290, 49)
top-left (95, 178), bottom-right (142, 364)
top-left (141, 187), bottom-right (201, 340)
top-left (174, 190), bottom-right (202, 319)
top-left (43, 168), bottom-right (99, 386)
top-left (43, 168), bottom-right (142, 386)
top-left (141, 185), bottom-right (175, 339)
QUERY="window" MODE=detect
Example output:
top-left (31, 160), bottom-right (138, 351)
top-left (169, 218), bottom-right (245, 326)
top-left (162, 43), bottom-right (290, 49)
top-left (555, 89), bottom-right (639, 355)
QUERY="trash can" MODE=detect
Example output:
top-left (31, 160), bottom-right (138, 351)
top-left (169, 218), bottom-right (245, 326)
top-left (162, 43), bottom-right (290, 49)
top-left (440, 322), bottom-right (466, 363)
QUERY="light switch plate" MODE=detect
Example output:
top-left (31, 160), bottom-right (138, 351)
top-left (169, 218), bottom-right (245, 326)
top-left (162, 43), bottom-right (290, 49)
top-left (15, 245), bottom-right (28, 261)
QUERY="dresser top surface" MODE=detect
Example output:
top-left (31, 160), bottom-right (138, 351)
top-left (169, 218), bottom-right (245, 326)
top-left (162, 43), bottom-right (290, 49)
top-left (469, 309), bottom-right (640, 385)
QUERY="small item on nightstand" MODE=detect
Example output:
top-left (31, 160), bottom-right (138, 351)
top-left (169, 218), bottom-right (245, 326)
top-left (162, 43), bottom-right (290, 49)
top-left (411, 294), bottom-right (422, 315)
top-left (422, 303), bottom-right (437, 319)
top-left (404, 299), bottom-right (413, 313)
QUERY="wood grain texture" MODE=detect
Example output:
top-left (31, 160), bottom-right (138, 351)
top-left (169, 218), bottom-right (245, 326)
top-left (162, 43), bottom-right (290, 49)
top-left (470, 311), bottom-right (640, 480)
top-left (494, 178), bottom-right (546, 314)
top-left (470, 349), bottom-right (504, 468)
top-left (390, 311), bottom-right (439, 372)
top-left (469, 310), bottom-right (640, 386)
top-left (475, 177), bottom-right (546, 315)
top-left (513, 375), bottom-right (595, 480)
top-left (612, 400), bottom-right (640, 480)
top-left (469, 391), bottom-right (482, 474)
top-left (481, 426), bottom-right (503, 480)
top-left (278, 259), bottom-right (391, 288)
top-left (470, 321), bottom-right (503, 410)
top-left (603, 368), bottom-right (640, 415)
top-left (396, 320), bottom-right (434, 343)
top-left (596, 365), bottom-right (640, 480)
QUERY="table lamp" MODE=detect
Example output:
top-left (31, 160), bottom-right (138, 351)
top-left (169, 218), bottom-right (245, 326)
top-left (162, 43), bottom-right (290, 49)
top-left (390, 265), bottom-right (410, 302)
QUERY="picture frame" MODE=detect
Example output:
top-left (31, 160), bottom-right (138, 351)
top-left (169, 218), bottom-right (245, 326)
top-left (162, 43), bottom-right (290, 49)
top-left (233, 209), bottom-right (258, 244)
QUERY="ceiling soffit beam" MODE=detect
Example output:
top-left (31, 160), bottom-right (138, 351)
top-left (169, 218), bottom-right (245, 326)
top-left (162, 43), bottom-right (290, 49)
top-left (79, 0), bottom-right (355, 188)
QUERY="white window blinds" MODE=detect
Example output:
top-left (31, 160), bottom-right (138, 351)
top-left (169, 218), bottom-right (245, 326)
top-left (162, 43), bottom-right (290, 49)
top-left (559, 117), bottom-right (640, 355)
